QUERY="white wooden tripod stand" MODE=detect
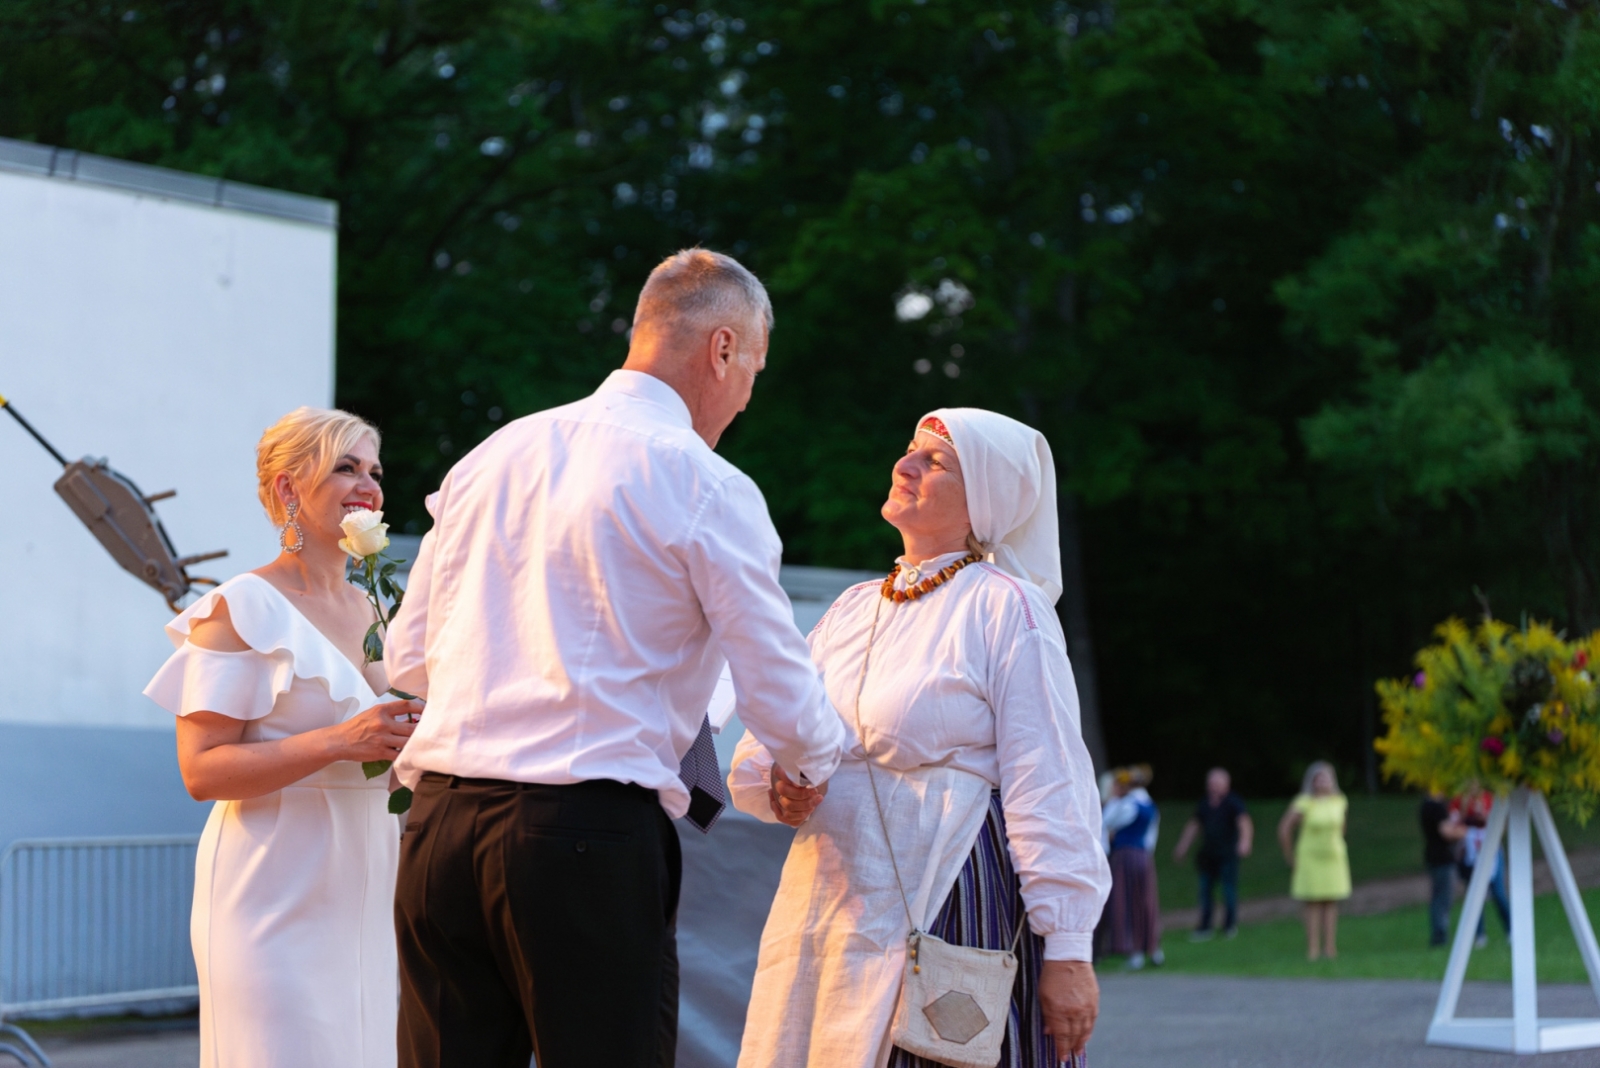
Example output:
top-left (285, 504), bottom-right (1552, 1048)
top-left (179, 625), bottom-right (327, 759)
top-left (1427, 787), bottom-right (1600, 1053)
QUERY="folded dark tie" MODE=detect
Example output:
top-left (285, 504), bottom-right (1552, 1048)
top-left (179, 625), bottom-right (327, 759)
top-left (677, 714), bottom-right (727, 833)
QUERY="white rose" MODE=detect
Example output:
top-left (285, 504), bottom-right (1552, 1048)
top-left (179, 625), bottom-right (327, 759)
top-left (338, 508), bottom-right (390, 560)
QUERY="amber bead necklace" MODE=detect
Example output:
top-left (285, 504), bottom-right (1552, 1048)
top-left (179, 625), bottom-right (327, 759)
top-left (880, 551), bottom-right (982, 603)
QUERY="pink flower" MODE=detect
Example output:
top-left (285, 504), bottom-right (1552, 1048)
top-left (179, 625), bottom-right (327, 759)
top-left (1413, 671), bottom-right (1426, 688)
top-left (1548, 729), bottom-right (1566, 746)
top-left (1480, 736), bottom-right (1506, 757)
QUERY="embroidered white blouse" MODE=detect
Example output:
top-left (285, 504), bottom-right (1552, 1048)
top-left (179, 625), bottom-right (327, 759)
top-left (729, 550), bottom-right (1110, 960)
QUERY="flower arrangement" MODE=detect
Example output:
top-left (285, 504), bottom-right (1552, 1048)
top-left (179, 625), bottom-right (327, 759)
top-left (339, 508), bottom-right (414, 814)
top-left (1375, 618), bottom-right (1600, 823)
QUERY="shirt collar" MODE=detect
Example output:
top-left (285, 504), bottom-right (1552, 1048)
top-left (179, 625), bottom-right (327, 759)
top-left (892, 549), bottom-right (972, 589)
top-left (597, 369), bottom-right (694, 430)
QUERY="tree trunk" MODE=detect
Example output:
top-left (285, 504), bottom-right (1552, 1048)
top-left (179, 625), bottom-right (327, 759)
top-left (1057, 485), bottom-right (1107, 771)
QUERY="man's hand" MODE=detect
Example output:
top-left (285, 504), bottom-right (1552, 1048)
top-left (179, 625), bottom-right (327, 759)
top-left (768, 763), bottom-right (828, 827)
top-left (1039, 959), bottom-right (1098, 1056)
top-left (1171, 817), bottom-right (1198, 863)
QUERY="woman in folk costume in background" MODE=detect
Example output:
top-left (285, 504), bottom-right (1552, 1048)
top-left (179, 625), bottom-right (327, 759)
top-left (728, 408), bottom-right (1110, 1068)
top-left (1095, 766), bottom-right (1163, 969)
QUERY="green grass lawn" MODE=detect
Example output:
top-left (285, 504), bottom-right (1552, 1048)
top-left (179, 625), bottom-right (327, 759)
top-left (1129, 886), bottom-right (1600, 983)
top-left (1152, 794), bottom-right (1600, 912)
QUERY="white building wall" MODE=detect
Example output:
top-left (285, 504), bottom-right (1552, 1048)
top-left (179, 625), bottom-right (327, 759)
top-left (0, 161), bottom-right (336, 731)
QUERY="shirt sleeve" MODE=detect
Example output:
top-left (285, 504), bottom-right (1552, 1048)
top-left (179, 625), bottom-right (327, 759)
top-left (1101, 796), bottom-right (1138, 836)
top-left (683, 474), bottom-right (846, 788)
top-left (727, 729), bottom-right (781, 823)
top-left (385, 508), bottom-right (441, 700)
top-left (989, 601), bottom-right (1112, 962)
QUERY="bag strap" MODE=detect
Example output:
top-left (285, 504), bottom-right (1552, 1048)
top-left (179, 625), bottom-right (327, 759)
top-left (850, 595), bottom-right (1027, 955)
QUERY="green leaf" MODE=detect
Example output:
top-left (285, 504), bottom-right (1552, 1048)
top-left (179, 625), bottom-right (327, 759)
top-left (362, 759), bottom-right (392, 780)
top-left (388, 787), bottom-right (414, 815)
top-left (364, 630), bottom-right (384, 662)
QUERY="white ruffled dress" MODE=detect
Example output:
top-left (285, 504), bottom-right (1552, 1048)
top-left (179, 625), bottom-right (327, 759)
top-left (143, 573), bottom-right (398, 1068)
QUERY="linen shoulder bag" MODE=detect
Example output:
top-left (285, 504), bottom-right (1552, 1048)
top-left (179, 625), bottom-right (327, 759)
top-left (851, 596), bottom-right (1024, 1068)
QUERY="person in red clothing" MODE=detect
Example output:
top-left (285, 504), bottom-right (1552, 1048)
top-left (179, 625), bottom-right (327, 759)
top-left (1451, 786), bottom-right (1511, 948)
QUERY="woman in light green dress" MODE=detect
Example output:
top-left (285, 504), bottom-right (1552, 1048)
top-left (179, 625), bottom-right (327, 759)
top-left (1277, 762), bottom-right (1350, 960)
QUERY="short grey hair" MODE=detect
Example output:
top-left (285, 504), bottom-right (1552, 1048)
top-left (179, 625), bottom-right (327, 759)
top-left (634, 248), bottom-right (773, 340)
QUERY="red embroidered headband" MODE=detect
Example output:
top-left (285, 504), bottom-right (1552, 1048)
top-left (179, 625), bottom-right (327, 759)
top-left (917, 415), bottom-right (955, 448)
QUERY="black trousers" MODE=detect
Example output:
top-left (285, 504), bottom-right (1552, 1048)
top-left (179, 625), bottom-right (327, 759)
top-left (395, 774), bottom-right (682, 1068)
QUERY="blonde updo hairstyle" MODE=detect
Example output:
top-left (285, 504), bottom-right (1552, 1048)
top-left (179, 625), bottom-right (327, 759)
top-left (256, 407), bottom-right (381, 525)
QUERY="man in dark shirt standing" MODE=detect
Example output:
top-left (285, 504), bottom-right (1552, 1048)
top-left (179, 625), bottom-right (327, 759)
top-left (1421, 791), bottom-right (1465, 946)
top-left (1172, 768), bottom-right (1254, 939)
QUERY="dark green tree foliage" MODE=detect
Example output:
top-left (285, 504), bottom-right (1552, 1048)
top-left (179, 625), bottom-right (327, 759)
top-left (4, 0), bottom-right (1598, 793)
top-left (0, 0), bottom-right (746, 512)
top-left (1282, 1), bottom-right (1600, 630)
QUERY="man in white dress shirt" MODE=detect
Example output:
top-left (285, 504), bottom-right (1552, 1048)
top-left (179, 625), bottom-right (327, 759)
top-left (384, 249), bottom-right (847, 1068)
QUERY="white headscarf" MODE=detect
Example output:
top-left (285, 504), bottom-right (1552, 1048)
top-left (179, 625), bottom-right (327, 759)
top-left (917, 407), bottom-right (1062, 605)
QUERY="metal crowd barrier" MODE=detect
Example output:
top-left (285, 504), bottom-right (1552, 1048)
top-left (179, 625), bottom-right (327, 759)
top-left (0, 836), bottom-right (200, 1066)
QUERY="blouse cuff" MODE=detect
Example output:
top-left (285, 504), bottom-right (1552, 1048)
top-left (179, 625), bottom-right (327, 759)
top-left (1043, 931), bottom-right (1093, 962)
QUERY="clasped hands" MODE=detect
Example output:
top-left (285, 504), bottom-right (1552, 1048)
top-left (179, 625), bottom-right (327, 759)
top-left (767, 763), bottom-right (828, 827)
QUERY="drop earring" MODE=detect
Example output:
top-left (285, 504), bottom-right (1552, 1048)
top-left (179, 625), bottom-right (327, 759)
top-left (279, 500), bottom-right (304, 554)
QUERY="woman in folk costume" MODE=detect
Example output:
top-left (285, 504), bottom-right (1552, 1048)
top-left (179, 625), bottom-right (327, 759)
top-left (1095, 766), bottom-right (1163, 969)
top-left (728, 408), bottom-right (1110, 1068)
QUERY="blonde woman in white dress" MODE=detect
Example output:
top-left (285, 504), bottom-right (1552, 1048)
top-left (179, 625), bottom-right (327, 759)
top-left (729, 408), bottom-right (1111, 1068)
top-left (143, 407), bottom-right (422, 1068)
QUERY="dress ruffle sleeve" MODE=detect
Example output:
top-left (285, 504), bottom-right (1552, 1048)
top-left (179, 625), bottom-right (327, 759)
top-left (144, 644), bottom-right (285, 721)
top-left (142, 575), bottom-right (376, 722)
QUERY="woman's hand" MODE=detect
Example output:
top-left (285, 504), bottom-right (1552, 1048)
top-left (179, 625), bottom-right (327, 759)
top-left (1039, 960), bottom-right (1098, 1056)
top-left (768, 763), bottom-right (828, 827)
top-left (1277, 807), bottom-right (1301, 869)
top-left (330, 699), bottom-right (422, 763)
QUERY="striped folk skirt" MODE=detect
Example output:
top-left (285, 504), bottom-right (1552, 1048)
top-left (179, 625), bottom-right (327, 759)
top-left (1094, 846), bottom-right (1161, 958)
top-left (887, 792), bottom-right (1087, 1068)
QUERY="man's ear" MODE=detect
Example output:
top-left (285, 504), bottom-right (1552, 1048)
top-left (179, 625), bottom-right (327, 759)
top-left (709, 326), bottom-right (736, 381)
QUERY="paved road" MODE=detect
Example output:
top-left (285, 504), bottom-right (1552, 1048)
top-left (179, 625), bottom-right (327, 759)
top-left (1092, 974), bottom-right (1600, 1067)
top-left (17, 974), bottom-right (1600, 1066)
top-left (27, 1024), bottom-right (196, 1068)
